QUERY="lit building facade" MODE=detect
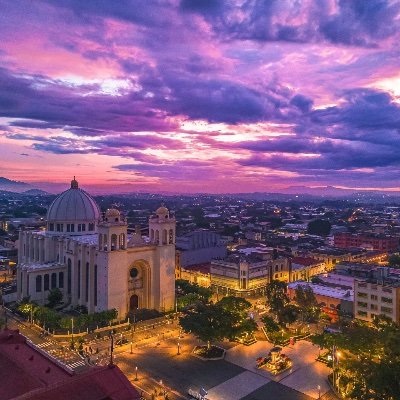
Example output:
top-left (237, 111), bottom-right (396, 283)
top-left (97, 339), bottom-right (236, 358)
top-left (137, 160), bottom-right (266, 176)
top-left (210, 255), bottom-right (289, 297)
top-left (16, 178), bottom-right (176, 316)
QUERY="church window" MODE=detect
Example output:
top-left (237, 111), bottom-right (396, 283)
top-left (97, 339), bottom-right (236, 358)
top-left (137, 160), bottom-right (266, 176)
top-left (51, 273), bottom-right (57, 289)
top-left (59, 272), bottom-right (64, 288)
top-left (120, 233), bottom-right (125, 249)
top-left (89, 223), bottom-right (94, 231)
top-left (85, 262), bottom-right (89, 302)
top-left (78, 261), bottom-right (81, 299)
top-left (130, 267), bottom-right (139, 278)
top-left (111, 234), bottom-right (117, 250)
top-left (44, 274), bottom-right (49, 291)
top-left (94, 265), bottom-right (97, 306)
top-left (49, 223), bottom-right (54, 231)
top-left (67, 259), bottom-right (72, 294)
top-left (169, 229), bottom-right (174, 244)
top-left (82, 224), bottom-right (85, 231)
top-left (67, 224), bottom-right (71, 232)
top-left (162, 229), bottom-right (167, 245)
top-left (36, 275), bottom-right (42, 292)
top-left (23, 244), bottom-right (26, 256)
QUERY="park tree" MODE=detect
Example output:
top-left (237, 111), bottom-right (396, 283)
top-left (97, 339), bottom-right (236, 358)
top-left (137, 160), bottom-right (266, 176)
top-left (179, 303), bottom-right (234, 350)
top-left (277, 304), bottom-right (300, 327)
top-left (177, 293), bottom-right (202, 310)
top-left (217, 296), bottom-right (251, 318)
top-left (311, 317), bottom-right (400, 399)
top-left (261, 315), bottom-right (280, 333)
top-left (294, 285), bottom-right (320, 322)
top-left (307, 219), bottom-right (331, 236)
top-left (265, 280), bottom-right (289, 315)
top-left (175, 279), bottom-right (212, 302)
top-left (388, 254), bottom-right (400, 269)
top-left (46, 288), bottom-right (63, 308)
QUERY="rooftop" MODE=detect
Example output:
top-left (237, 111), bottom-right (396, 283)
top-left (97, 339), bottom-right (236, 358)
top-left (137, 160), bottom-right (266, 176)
top-left (0, 329), bottom-right (141, 400)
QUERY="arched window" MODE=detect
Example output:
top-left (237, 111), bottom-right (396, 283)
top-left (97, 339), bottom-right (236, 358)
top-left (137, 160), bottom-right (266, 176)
top-left (94, 265), bottom-right (97, 307)
top-left (169, 229), bottom-right (174, 244)
top-left (59, 272), bottom-right (64, 288)
top-left (78, 260), bottom-right (81, 299)
top-left (36, 275), bottom-right (42, 292)
top-left (44, 274), bottom-right (49, 291)
top-left (111, 234), bottom-right (118, 250)
top-left (67, 259), bottom-right (72, 294)
top-left (51, 273), bottom-right (57, 289)
top-left (85, 262), bottom-right (89, 302)
top-left (162, 229), bottom-right (167, 245)
top-left (99, 234), bottom-right (103, 249)
top-left (155, 230), bottom-right (159, 244)
top-left (120, 233), bottom-right (126, 249)
top-left (150, 229), bottom-right (154, 241)
top-left (103, 234), bottom-right (108, 251)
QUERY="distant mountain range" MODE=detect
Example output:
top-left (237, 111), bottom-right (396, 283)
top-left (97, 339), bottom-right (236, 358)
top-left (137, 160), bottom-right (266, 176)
top-left (1, 176), bottom-right (400, 202)
top-left (0, 177), bottom-right (49, 195)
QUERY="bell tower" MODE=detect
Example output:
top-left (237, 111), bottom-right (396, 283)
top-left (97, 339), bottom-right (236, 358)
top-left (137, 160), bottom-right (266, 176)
top-left (97, 208), bottom-right (128, 315)
top-left (148, 204), bottom-right (176, 246)
top-left (97, 209), bottom-right (128, 251)
top-left (149, 204), bottom-right (176, 311)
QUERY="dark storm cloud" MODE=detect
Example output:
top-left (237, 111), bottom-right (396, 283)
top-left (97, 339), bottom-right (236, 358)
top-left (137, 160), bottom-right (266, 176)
top-left (0, 68), bottom-right (176, 133)
top-left (235, 88), bottom-right (400, 175)
top-left (180, 0), bottom-right (400, 46)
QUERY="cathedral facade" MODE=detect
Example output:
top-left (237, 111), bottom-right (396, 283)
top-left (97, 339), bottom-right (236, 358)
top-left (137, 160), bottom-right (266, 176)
top-left (16, 178), bottom-right (176, 317)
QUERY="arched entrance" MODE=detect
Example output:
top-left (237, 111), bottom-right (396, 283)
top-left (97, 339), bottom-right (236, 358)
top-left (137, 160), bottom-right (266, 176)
top-left (130, 294), bottom-right (139, 311)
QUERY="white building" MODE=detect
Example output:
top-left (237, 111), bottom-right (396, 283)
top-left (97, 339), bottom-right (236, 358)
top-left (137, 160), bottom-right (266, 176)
top-left (16, 178), bottom-right (176, 317)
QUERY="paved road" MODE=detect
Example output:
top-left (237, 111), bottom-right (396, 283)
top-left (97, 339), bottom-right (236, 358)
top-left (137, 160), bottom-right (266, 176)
top-left (1, 307), bottom-right (88, 373)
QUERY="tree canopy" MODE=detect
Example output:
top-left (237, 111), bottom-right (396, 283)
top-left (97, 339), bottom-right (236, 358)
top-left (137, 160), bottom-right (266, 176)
top-left (265, 280), bottom-right (289, 315)
top-left (307, 219), bottom-right (331, 236)
top-left (311, 316), bottom-right (400, 399)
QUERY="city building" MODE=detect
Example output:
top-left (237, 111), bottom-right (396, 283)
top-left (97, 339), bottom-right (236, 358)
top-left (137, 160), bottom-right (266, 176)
top-left (308, 247), bottom-right (386, 270)
top-left (180, 262), bottom-right (211, 287)
top-left (0, 328), bottom-right (141, 400)
top-left (334, 232), bottom-right (399, 252)
top-left (290, 257), bottom-right (326, 281)
top-left (210, 253), bottom-right (289, 297)
top-left (15, 178), bottom-right (176, 316)
top-left (288, 281), bottom-right (353, 321)
top-left (353, 268), bottom-right (400, 324)
top-left (175, 230), bottom-right (226, 279)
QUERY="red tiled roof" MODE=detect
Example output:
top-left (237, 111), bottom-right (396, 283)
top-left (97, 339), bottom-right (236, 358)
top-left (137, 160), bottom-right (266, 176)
top-left (0, 329), bottom-right (141, 400)
top-left (25, 365), bottom-right (142, 400)
top-left (182, 263), bottom-right (211, 274)
top-left (291, 257), bottom-right (321, 266)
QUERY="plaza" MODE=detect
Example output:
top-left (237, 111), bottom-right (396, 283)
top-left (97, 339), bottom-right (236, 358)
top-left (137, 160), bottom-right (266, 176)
top-left (114, 329), bottom-right (333, 400)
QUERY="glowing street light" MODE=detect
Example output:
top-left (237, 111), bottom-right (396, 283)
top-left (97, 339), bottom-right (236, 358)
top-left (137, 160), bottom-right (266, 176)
top-left (130, 341), bottom-right (133, 354)
top-left (177, 342), bottom-right (181, 355)
top-left (134, 366), bottom-right (138, 381)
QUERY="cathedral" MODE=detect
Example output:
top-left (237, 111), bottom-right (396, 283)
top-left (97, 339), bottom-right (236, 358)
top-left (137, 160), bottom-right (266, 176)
top-left (16, 178), bottom-right (176, 317)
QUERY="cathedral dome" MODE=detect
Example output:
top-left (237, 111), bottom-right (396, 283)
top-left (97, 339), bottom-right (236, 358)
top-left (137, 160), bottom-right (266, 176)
top-left (156, 205), bottom-right (169, 217)
top-left (46, 178), bottom-right (100, 223)
top-left (105, 208), bottom-right (120, 218)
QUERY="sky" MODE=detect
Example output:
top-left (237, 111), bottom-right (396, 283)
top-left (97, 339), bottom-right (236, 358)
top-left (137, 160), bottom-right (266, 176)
top-left (1, 0), bottom-right (400, 194)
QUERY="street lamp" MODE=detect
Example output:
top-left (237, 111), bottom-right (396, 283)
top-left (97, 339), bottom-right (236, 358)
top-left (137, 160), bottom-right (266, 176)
top-left (134, 366), bottom-right (138, 381)
top-left (177, 342), bottom-right (180, 355)
top-left (130, 341), bottom-right (133, 354)
top-left (317, 385), bottom-right (321, 399)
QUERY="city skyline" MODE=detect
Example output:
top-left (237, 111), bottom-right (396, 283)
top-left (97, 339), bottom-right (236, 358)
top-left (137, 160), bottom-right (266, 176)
top-left (1, 1), bottom-right (400, 193)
